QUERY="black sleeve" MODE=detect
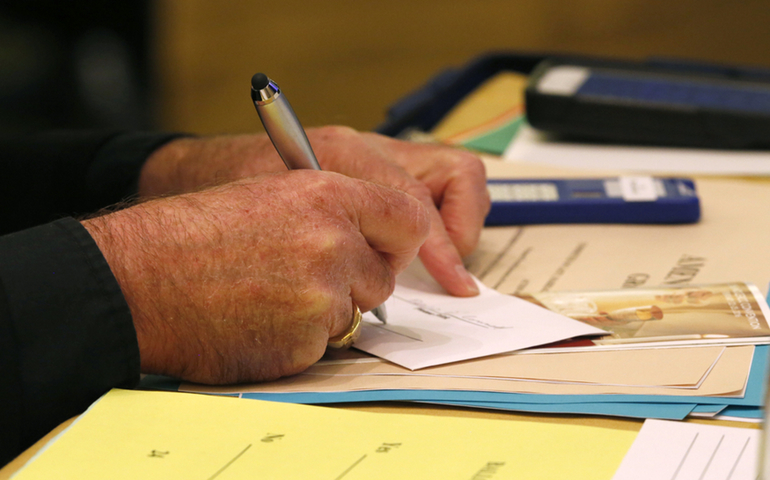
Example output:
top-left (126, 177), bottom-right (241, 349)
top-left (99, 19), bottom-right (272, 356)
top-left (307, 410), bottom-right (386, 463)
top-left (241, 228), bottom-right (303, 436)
top-left (0, 130), bottom-right (186, 235)
top-left (0, 218), bottom-right (140, 466)
top-left (0, 131), bottom-right (185, 466)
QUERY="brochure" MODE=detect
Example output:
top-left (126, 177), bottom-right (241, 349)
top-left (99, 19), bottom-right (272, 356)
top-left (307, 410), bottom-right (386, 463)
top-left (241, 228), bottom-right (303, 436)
top-left (517, 282), bottom-right (770, 351)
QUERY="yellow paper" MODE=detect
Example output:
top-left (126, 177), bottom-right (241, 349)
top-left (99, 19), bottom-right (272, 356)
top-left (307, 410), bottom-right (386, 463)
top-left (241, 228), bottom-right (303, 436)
top-left (431, 72), bottom-right (528, 143)
top-left (14, 389), bottom-right (637, 480)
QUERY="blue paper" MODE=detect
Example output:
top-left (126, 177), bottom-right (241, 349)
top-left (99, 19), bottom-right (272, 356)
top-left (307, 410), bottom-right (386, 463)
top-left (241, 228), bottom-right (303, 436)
top-left (141, 345), bottom-right (768, 422)
top-left (718, 405), bottom-right (764, 419)
top-left (426, 400), bottom-right (696, 420)
top-left (690, 404), bottom-right (728, 414)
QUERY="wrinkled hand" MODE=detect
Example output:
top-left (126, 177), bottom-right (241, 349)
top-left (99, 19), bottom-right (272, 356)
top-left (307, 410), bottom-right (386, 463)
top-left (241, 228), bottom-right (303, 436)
top-left (83, 171), bottom-right (429, 384)
top-left (139, 126), bottom-right (490, 296)
top-left (310, 128), bottom-right (490, 296)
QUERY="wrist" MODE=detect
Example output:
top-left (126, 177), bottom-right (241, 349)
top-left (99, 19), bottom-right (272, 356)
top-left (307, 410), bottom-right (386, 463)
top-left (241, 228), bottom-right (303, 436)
top-left (80, 208), bottom-right (167, 374)
top-left (137, 134), bottom-right (284, 199)
top-left (137, 137), bottom-right (201, 197)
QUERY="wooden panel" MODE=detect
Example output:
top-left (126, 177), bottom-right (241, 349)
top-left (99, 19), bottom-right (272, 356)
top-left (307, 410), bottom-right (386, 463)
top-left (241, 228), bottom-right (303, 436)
top-left (152, 0), bottom-right (770, 134)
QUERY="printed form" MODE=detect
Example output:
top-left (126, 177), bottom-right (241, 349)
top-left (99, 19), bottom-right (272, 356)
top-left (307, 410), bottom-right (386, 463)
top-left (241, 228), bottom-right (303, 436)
top-left (13, 389), bottom-right (638, 480)
top-left (612, 419), bottom-right (759, 480)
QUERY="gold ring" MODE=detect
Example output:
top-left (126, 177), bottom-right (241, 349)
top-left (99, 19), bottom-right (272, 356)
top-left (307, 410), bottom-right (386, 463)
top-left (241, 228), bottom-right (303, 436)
top-left (327, 303), bottom-right (363, 349)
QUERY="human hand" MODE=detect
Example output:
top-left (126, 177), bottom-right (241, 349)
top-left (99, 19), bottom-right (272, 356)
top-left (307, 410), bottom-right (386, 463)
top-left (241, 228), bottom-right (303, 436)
top-left (308, 127), bottom-right (490, 297)
top-left (83, 171), bottom-right (429, 384)
top-left (139, 126), bottom-right (490, 296)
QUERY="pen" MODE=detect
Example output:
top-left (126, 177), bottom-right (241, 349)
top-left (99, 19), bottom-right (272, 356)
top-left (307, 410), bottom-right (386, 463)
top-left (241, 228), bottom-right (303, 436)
top-left (250, 73), bottom-right (387, 324)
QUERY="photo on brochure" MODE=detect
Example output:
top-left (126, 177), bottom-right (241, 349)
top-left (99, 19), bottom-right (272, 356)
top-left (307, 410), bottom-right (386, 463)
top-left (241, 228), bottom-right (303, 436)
top-left (517, 282), bottom-right (770, 349)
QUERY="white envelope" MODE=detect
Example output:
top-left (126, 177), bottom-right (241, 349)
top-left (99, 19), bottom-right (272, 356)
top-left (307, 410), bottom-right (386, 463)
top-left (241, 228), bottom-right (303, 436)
top-left (353, 261), bottom-right (605, 370)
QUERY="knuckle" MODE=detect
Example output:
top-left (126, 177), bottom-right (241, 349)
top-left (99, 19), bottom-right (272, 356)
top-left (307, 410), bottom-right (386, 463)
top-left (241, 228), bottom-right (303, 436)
top-left (376, 186), bottom-right (430, 236)
top-left (406, 181), bottom-right (433, 202)
top-left (317, 125), bottom-right (359, 142)
top-left (292, 171), bottom-right (347, 206)
top-left (394, 180), bottom-right (435, 209)
top-left (298, 170), bottom-right (338, 191)
top-left (293, 226), bottom-right (354, 272)
top-left (314, 228), bottom-right (350, 257)
top-left (381, 269), bottom-right (397, 298)
top-left (296, 285), bottom-right (340, 320)
top-left (300, 286), bottom-right (354, 337)
top-left (412, 202), bottom-right (432, 238)
top-left (452, 153), bottom-right (491, 211)
top-left (455, 151), bottom-right (487, 176)
top-left (401, 197), bottom-right (431, 239)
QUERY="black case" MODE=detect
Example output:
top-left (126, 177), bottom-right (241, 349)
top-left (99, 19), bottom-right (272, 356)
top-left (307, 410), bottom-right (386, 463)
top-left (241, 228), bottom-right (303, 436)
top-left (376, 52), bottom-right (770, 150)
top-left (525, 58), bottom-right (770, 149)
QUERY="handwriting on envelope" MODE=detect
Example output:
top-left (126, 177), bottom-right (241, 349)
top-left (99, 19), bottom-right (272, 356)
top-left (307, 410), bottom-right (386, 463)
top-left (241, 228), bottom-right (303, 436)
top-left (354, 262), bottom-right (605, 370)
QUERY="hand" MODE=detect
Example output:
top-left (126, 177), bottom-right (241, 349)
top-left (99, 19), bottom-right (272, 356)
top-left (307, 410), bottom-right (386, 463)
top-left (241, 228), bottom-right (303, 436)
top-left (83, 171), bottom-right (429, 384)
top-left (139, 126), bottom-right (490, 296)
top-left (309, 128), bottom-right (490, 296)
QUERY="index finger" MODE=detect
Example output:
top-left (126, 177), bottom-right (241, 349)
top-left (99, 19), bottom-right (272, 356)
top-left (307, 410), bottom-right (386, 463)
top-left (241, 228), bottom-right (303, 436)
top-left (417, 150), bottom-right (490, 257)
top-left (367, 136), bottom-right (491, 256)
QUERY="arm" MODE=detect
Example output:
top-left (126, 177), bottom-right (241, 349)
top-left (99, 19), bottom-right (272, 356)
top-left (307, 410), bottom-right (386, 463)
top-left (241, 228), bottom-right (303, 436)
top-left (0, 126), bottom-right (481, 463)
top-left (0, 169), bottom-right (429, 464)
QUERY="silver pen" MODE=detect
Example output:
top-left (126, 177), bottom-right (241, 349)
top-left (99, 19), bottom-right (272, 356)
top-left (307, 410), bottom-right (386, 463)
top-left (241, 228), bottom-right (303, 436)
top-left (251, 73), bottom-right (387, 324)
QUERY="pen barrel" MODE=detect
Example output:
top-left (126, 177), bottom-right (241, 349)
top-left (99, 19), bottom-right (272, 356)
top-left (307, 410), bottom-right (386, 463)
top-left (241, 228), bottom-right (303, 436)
top-left (256, 95), bottom-right (321, 171)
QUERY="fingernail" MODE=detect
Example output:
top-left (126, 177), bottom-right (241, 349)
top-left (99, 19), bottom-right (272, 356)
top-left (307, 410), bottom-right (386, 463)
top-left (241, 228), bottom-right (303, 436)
top-left (455, 264), bottom-right (480, 295)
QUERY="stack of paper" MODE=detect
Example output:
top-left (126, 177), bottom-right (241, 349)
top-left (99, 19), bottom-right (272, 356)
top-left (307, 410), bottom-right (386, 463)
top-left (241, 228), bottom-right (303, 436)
top-left (429, 71), bottom-right (528, 154)
top-left (17, 391), bottom-right (762, 479)
top-left (505, 125), bottom-right (770, 177)
top-left (171, 263), bottom-right (770, 423)
top-left (182, 345), bottom-right (766, 421)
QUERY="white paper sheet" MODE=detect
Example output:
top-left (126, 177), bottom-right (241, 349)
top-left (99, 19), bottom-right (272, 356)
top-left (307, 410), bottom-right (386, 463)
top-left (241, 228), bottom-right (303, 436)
top-left (504, 126), bottom-right (770, 176)
top-left (612, 419), bottom-right (759, 480)
top-left (354, 262), bottom-right (605, 370)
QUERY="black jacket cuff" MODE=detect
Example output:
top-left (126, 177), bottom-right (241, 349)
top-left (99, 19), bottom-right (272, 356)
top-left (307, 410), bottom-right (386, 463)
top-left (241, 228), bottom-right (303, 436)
top-left (0, 217), bottom-right (140, 463)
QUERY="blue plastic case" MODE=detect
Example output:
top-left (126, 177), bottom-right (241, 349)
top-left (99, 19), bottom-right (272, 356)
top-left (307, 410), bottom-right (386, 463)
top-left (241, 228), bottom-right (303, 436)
top-left (485, 177), bottom-right (700, 226)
